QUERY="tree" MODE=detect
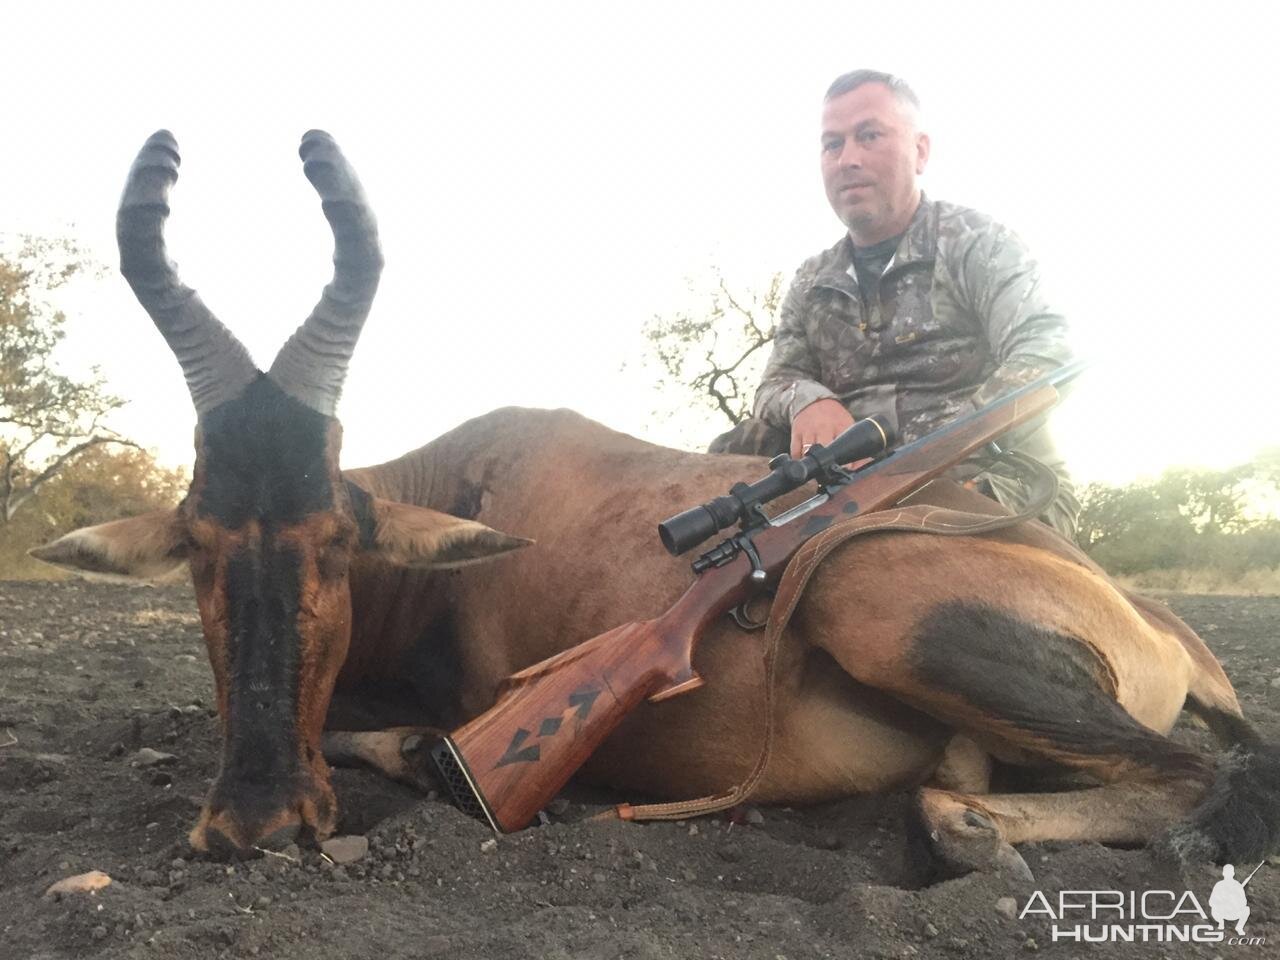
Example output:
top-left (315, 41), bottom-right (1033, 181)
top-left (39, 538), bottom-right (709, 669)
top-left (1158, 465), bottom-right (1256, 534)
top-left (639, 270), bottom-right (782, 430)
top-left (1, 445), bottom-right (187, 578)
top-left (1076, 461), bottom-right (1280, 574)
top-left (27, 444), bottom-right (187, 531)
top-left (0, 236), bottom-right (134, 524)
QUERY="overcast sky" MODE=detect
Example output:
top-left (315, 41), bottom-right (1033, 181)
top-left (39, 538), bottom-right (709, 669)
top-left (3, 1), bottom-right (1277, 484)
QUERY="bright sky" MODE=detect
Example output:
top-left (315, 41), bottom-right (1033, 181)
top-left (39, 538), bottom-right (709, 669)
top-left (3, 1), bottom-right (1277, 486)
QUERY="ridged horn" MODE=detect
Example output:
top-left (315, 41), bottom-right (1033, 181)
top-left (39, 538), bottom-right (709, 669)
top-left (117, 130), bottom-right (258, 416)
top-left (267, 130), bottom-right (383, 416)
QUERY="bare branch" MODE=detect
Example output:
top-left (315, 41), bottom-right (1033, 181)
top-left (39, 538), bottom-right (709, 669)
top-left (638, 269), bottom-right (783, 432)
top-left (4, 436), bottom-right (141, 522)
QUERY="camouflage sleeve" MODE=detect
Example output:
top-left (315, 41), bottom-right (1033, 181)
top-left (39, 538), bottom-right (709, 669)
top-left (959, 225), bottom-right (1074, 409)
top-left (752, 266), bottom-right (839, 428)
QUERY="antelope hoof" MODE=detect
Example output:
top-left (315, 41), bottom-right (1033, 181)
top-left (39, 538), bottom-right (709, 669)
top-left (399, 734), bottom-right (445, 793)
top-left (908, 788), bottom-right (1034, 885)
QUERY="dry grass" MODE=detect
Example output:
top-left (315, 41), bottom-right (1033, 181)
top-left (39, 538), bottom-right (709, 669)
top-left (0, 552), bottom-right (68, 582)
top-left (1114, 566), bottom-right (1280, 596)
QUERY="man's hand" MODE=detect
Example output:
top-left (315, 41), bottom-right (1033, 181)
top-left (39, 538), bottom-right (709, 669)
top-left (790, 399), bottom-right (855, 459)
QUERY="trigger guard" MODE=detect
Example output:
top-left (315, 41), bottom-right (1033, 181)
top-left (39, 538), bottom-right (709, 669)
top-left (729, 601), bottom-right (769, 632)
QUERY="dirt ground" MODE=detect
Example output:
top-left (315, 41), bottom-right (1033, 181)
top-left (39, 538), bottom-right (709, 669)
top-left (1, 580), bottom-right (1278, 960)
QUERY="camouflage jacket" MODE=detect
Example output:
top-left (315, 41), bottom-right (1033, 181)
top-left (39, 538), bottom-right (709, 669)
top-left (754, 195), bottom-right (1074, 450)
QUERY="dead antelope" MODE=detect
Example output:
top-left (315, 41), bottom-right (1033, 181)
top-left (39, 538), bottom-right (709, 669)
top-left (34, 132), bottom-right (1280, 880)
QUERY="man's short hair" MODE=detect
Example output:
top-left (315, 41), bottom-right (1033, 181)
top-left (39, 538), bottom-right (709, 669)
top-left (824, 69), bottom-right (920, 111)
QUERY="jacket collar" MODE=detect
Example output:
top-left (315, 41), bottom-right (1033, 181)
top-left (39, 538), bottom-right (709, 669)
top-left (813, 194), bottom-right (938, 296)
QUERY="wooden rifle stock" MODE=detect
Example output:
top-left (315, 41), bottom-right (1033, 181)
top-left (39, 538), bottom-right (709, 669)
top-left (431, 378), bottom-right (1069, 832)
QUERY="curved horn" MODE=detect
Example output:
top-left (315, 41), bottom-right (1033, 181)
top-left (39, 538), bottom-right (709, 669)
top-left (268, 130), bottom-right (383, 416)
top-left (117, 130), bottom-right (258, 415)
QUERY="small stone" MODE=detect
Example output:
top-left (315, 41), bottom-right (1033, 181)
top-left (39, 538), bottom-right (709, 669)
top-left (254, 896), bottom-right (272, 909)
top-left (924, 922), bottom-right (939, 938)
top-left (547, 797), bottom-right (570, 816)
top-left (1023, 938), bottom-right (1038, 952)
top-left (715, 844), bottom-right (741, 863)
top-left (815, 831), bottom-right (844, 851)
top-left (140, 869), bottom-right (161, 885)
top-left (744, 808), bottom-right (765, 826)
top-left (91, 926), bottom-right (108, 941)
top-left (1269, 677), bottom-right (1280, 689)
top-left (135, 748), bottom-right (177, 767)
top-left (480, 838), bottom-right (498, 854)
top-left (44, 871), bottom-right (112, 898)
top-left (688, 824), bottom-right (699, 837)
top-left (592, 871), bottom-right (607, 883)
top-left (320, 835), bottom-right (368, 864)
top-left (995, 897), bottom-right (1018, 920)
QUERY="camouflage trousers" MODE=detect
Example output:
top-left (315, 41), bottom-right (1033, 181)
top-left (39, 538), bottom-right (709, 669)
top-left (708, 418), bottom-right (1080, 543)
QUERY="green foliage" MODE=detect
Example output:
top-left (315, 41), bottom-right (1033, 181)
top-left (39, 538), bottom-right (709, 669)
top-left (1078, 461), bottom-right (1280, 576)
top-left (639, 271), bottom-right (782, 429)
top-left (0, 236), bottom-right (129, 525)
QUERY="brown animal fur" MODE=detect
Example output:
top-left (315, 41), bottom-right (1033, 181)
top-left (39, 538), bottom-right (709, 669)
top-left (336, 409), bottom-right (1249, 850)
top-left (37, 405), bottom-right (1270, 868)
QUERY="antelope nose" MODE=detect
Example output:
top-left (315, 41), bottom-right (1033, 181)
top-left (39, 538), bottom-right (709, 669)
top-left (260, 822), bottom-right (302, 850)
top-left (204, 819), bottom-right (301, 860)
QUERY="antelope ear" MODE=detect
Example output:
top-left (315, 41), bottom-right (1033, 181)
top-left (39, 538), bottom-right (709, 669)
top-left (28, 509), bottom-right (189, 580)
top-left (363, 498), bottom-right (532, 569)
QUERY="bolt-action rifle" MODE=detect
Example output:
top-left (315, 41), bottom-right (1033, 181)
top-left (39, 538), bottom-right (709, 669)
top-left (429, 360), bottom-right (1087, 832)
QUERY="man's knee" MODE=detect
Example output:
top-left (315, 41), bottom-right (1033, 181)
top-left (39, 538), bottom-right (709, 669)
top-left (707, 418), bottom-right (790, 457)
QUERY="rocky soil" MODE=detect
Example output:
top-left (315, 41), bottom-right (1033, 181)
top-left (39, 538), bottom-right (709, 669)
top-left (1, 580), bottom-right (1278, 960)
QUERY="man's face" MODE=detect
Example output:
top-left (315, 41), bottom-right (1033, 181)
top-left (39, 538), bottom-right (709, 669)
top-left (820, 83), bottom-right (930, 243)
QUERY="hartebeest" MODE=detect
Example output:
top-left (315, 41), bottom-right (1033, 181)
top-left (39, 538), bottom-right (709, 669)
top-left (33, 132), bottom-right (1280, 877)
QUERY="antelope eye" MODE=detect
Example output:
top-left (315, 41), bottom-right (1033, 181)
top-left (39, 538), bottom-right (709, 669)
top-left (327, 528), bottom-right (355, 551)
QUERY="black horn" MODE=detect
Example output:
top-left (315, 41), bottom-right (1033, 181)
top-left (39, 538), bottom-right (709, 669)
top-left (268, 130), bottom-right (383, 416)
top-left (117, 130), bottom-right (258, 415)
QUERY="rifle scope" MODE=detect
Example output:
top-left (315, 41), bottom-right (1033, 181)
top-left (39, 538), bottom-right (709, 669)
top-left (658, 415), bottom-right (894, 556)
